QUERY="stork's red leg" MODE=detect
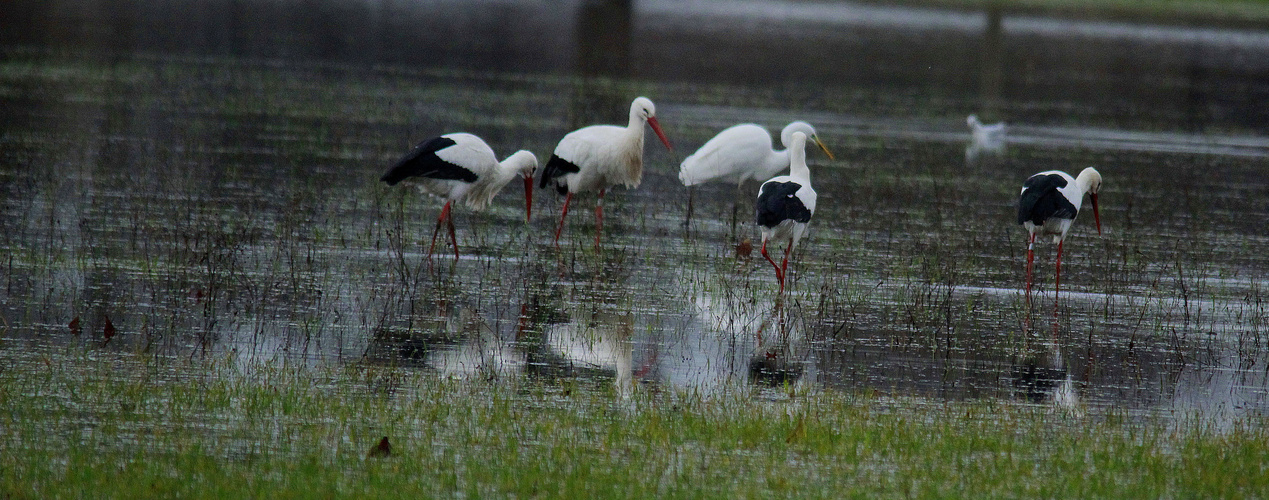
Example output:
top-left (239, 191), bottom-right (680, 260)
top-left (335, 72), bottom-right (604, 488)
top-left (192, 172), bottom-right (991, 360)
top-left (594, 188), bottom-right (605, 250)
top-left (1054, 238), bottom-right (1064, 323)
top-left (1025, 232), bottom-right (1036, 306)
top-left (447, 209), bottom-right (459, 261)
top-left (554, 192), bottom-right (573, 248)
top-left (428, 201), bottom-right (452, 260)
top-left (780, 237), bottom-right (793, 288)
top-left (781, 237), bottom-right (792, 270)
top-left (760, 239), bottom-right (784, 293)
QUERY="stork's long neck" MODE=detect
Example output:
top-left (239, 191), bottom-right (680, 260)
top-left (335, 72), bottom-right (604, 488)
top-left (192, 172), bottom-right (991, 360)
top-left (626, 111), bottom-right (646, 151)
top-left (1075, 169), bottom-right (1095, 194)
top-left (490, 156), bottom-right (521, 188)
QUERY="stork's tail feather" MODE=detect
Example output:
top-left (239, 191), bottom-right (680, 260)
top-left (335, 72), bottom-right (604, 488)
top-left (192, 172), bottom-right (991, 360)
top-left (1017, 189), bottom-right (1043, 225)
top-left (380, 136), bottom-right (465, 186)
top-left (539, 154), bottom-right (581, 190)
top-left (380, 167), bottom-right (409, 186)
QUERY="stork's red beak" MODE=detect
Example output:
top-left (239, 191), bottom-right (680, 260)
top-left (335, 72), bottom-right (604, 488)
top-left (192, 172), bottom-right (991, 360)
top-left (1090, 192), bottom-right (1101, 235)
top-left (647, 116), bottom-right (673, 151)
top-left (524, 175), bottom-right (534, 223)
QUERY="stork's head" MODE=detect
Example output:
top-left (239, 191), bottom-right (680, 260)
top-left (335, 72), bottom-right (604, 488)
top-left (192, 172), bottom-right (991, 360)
top-left (1078, 167), bottom-right (1103, 235)
top-left (506, 150), bottom-right (538, 222)
top-left (632, 96), bottom-right (672, 151)
top-left (1080, 167), bottom-right (1103, 195)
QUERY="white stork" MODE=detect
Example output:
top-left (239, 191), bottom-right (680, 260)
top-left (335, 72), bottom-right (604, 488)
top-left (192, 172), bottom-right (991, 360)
top-left (538, 96), bottom-right (673, 249)
top-left (754, 131), bottom-right (816, 294)
top-left (679, 121), bottom-right (833, 228)
top-left (380, 133), bottom-right (538, 260)
top-left (1017, 167), bottom-right (1103, 310)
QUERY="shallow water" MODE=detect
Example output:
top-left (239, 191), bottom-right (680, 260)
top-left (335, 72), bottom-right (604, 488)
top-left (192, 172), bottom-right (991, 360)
top-left (2, 0), bottom-right (1268, 425)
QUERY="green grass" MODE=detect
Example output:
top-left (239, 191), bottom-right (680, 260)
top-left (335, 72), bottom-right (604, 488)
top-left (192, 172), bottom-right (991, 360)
top-left (2, 348), bottom-right (1267, 498)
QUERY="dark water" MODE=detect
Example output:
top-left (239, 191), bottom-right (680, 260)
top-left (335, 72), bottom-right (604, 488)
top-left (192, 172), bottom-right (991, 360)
top-left (3, 0), bottom-right (1269, 424)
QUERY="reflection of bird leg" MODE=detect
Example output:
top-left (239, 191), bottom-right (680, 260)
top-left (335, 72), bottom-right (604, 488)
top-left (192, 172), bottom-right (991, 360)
top-left (760, 302), bottom-right (788, 360)
top-left (778, 304), bottom-right (788, 341)
top-left (515, 303), bottom-right (532, 341)
top-left (634, 346), bottom-right (659, 379)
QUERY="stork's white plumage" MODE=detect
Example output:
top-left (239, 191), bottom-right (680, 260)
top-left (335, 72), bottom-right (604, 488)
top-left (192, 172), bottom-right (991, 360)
top-left (538, 96), bottom-right (673, 248)
top-left (966, 114), bottom-right (1007, 164)
top-left (380, 133), bottom-right (538, 260)
top-left (680, 121), bottom-right (833, 187)
top-left (680, 121), bottom-right (833, 227)
top-left (754, 132), bottom-right (816, 294)
top-left (1017, 167), bottom-right (1103, 312)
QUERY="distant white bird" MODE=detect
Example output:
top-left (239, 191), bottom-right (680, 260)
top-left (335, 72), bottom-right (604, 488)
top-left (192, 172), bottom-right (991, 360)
top-left (1017, 167), bottom-right (1103, 310)
top-left (380, 133), bottom-right (538, 260)
top-left (966, 114), bottom-right (1007, 164)
top-left (679, 121), bottom-right (833, 228)
top-left (538, 96), bottom-right (673, 249)
top-left (754, 132), bottom-right (816, 294)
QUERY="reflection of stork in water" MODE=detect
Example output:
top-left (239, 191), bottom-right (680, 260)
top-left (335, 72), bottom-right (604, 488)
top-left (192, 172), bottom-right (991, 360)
top-left (367, 306), bottom-right (526, 380)
top-left (690, 292), bottom-right (807, 388)
top-left (1010, 341), bottom-right (1080, 410)
top-left (749, 300), bottom-right (807, 387)
top-left (543, 309), bottom-right (641, 398)
top-left (965, 114), bottom-right (1007, 165)
top-left (427, 308), bottom-right (526, 380)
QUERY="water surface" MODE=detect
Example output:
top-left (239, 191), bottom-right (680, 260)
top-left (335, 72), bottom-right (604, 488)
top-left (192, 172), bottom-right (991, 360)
top-left (2, 0), bottom-right (1268, 425)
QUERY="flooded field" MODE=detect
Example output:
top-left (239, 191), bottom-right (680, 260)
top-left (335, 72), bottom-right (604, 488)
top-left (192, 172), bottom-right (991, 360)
top-left (3, 0), bottom-right (1269, 432)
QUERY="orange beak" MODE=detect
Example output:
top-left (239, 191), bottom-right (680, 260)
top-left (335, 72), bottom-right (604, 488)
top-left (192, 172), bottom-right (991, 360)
top-left (647, 116), bottom-right (673, 151)
top-left (524, 175), bottom-right (534, 223)
top-left (1090, 193), bottom-right (1101, 235)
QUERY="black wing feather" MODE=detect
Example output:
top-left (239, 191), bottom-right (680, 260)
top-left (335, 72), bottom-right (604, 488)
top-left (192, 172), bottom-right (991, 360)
top-left (1017, 173), bottom-right (1077, 225)
top-left (755, 181), bottom-right (812, 228)
top-left (380, 136), bottom-right (478, 186)
top-left (539, 154), bottom-right (581, 195)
